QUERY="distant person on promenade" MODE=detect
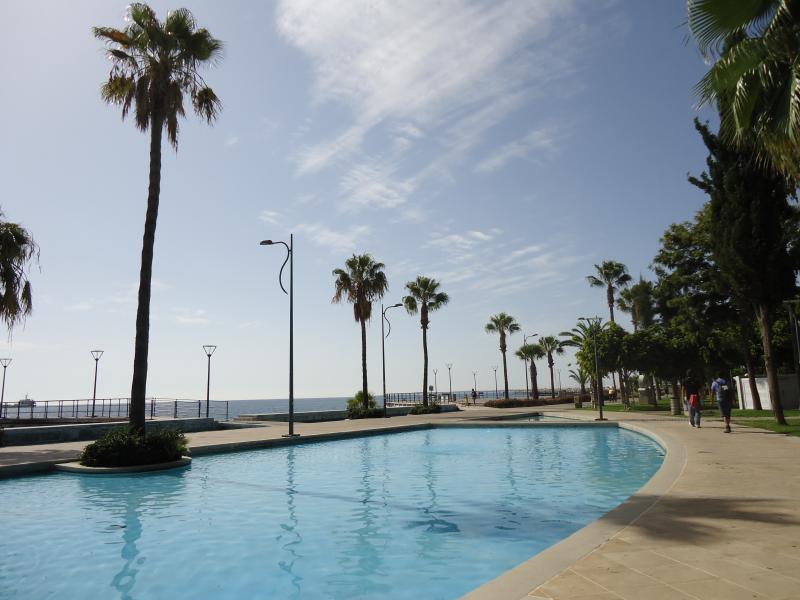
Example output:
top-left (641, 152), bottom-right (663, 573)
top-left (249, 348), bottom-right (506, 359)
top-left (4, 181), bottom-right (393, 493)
top-left (684, 370), bottom-right (701, 428)
top-left (471, 388), bottom-right (477, 405)
top-left (711, 372), bottom-right (733, 433)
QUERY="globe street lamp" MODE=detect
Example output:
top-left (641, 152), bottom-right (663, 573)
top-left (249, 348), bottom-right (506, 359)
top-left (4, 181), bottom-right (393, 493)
top-left (579, 316), bottom-right (604, 421)
top-left (90, 351), bottom-right (104, 417)
top-left (261, 235), bottom-right (298, 437)
top-left (203, 345), bottom-right (217, 418)
top-left (0, 358), bottom-right (11, 419)
top-left (446, 363), bottom-right (453, 402)
top-left (381, 302), bottom-right (403, 417)
top-left (523, 333), bottom-right (538, 398)
top-left (492, 365), bottom-right (499, 399)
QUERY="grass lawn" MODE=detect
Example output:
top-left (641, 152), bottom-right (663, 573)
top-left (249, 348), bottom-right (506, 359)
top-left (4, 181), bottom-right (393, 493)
top-left (731, 417), bottom-right (800, 437)
top-left (577, 399), bottom-right (673, 412)
top-left (700, 408), bottom-right (800, 418)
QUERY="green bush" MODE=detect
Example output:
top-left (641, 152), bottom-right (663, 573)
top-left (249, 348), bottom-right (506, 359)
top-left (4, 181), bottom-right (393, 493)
top-left (347, 391), bottom-right (382, 419)
top-left (409, 404), bottom-right (442, 415)
top-left (484, 398), bottom-right (569, 408)
top-left (79, 426), bottom-right (188, 467)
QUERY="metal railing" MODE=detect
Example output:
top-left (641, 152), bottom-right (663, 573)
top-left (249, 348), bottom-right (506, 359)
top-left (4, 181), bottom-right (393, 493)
top-left (385, 387), bottom-right (579, 406)
top-left (0, 397), bottom-right (230, 422)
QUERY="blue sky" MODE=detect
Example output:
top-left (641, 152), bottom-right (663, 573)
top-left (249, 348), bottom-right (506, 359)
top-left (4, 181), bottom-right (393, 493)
top-left (0, 1), bottom-right (713, 401)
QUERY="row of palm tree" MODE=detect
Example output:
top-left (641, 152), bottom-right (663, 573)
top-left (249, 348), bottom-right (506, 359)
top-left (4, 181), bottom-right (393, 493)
top-left (332, 253), bottom-right (449, 409)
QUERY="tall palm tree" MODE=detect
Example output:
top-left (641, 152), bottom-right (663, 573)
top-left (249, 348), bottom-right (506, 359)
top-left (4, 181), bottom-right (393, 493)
top-left (0, 213), bottom-right (37, 332)
top-left (587, 260), bottom-right (632, 323)
top-left (561, 320), bottom-right (606, 404)
top-left (95, 4), bottom-right (222, 434)
top-left (569, 365), bottom-right (590, 397)
top-left (332, 254), bottom-right (388, 409)
top-left (617, 276), bottom-right (655, 332)
top-left (515, 343), bottom-right (545, 400)
top-left (485, 313), bottom-right (520, 400)
top-left (403, 276), bottom-right (449, 407)
top-left (688, 0), bottom-right (800, 174)
top-left (539, 335), bottom-right (564, 398)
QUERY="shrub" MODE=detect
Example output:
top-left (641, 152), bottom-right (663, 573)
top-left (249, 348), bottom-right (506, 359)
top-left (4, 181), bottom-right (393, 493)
top-left (347, 391), bottom-right (382, 419)
top-left (409, 404), bottom-right (442, 415)
top-left (484, 398), bottom-right (569, 408)
top-left (79, 426), bottom-right (188, 467)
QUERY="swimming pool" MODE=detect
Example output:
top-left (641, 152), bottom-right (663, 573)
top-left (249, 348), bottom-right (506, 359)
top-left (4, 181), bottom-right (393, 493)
top-left (0, 425), bottom-right (663, 599)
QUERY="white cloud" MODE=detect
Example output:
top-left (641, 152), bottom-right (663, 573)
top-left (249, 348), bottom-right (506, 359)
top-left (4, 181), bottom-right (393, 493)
top-left (339, 163), bottom-right (413, 210)
top-left (259, 210), bottom-right (282, 225)
top-left (174, 308), bottom-right (210, 326)
top-left (475, 126), bottom-right (559, 173)
top-left (224, 135), bottom-right (239, 148)
top-left (64, 302), bottom-right (95, 312)
top-left (295, 223), bottom-right (371, 252)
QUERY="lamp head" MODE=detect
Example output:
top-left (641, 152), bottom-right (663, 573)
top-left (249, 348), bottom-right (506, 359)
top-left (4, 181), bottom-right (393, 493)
top-left (90, 350), bottom-right (104, 360)
top-left (392, 303), bottom-right (403, 308)
top-left (0, 358), bottom-right (11, 367)
top-left (260, 240), bottom-right (274, 246)
top-left (203, 345), bottom-right (217, 356)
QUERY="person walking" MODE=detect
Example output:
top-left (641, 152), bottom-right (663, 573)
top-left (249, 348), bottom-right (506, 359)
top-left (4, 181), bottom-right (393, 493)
top-left (471, 388), bottom-right (477, 405)
top-left (684, 370), bottom-right (702, 428)
top-left (711, 372), bottom-right (733, 433)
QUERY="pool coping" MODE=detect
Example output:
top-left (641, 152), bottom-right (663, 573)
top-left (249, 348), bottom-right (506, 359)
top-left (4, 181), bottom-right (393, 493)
top-left (460, 420), bottom-right (684, 600)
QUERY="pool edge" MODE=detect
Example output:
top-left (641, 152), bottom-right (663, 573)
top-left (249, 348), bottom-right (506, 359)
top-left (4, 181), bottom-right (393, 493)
top-left (459, 420), bottom-right (686, 600)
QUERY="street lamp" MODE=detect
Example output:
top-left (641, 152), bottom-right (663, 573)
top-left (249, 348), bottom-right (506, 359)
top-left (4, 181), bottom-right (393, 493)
top-left (381, 302), bottom-right (403, 417)
top-left (203, 345), bottom-right (217, 418)
top-left (492, 365), bottom-right (499, 399)
top-left (261, 235), bottom-right (299, 437)
top-left (0, 358), bottom-right (11, 420)
top-left (580, 316), bottom-right (604, 421)
top-left (522, 333), bottom-right (538, 398)
top-left (472, 370), bottom-right (477, 391)
top-left (446, 363), bottom-right (453, 402)
top-left (90, 350), bottom-right (103, 417)
top-left (433, 368), bottom-right (438, 397)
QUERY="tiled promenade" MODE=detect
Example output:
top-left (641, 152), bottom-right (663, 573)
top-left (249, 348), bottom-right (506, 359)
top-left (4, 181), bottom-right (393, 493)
top-left (1, 405), bottom-right (799, 599)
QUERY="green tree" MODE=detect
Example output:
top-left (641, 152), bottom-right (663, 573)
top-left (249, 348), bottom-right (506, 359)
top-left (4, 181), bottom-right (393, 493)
top-left (568, 365), bottom-right (590, 396)
top-left (587, 260), bottom-right (632, 324)
top-left (403, 276), bottom-right (449, 407)
top-left (616, 277), bottom-right (655, 333)
top-left (538, 335), bottom-right (564, 398)
top-left (688, 0), bottom-right (800, 174)
top-left (0, 213), bottom-right (37, 331)
top-left (689, 119), bottom-right (798, 424)
top-left (515, 343), bottom-right (545, 400)
top-left (332, 254), bottom-right (389, 409)
top-left (485, 313), bottom-right (520, 400)
top-left (95, 4), bottom-right (222, 434)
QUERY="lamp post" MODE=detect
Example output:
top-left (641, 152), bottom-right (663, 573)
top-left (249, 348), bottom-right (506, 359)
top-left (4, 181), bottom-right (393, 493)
top-left (492, 365), bottom-right (499, 399)
top-left (203, 345), bottom-right (217, 418)
top-left (523, 333), bottom-right (538, 398)
top-left (446, 363), bottom-right (453, 402)
top-left (381, 302), bottom-right (403, 417)
top-left (580, 316), bottom-right (604, 421)
top-left (90, 350), bottom-right (103, 417)
top-left (0, 358), bottom-right (11, 420)
top-left (261, 235), bottom-right (298, 437)
top-left (433, 369), bottom-right (438, 397)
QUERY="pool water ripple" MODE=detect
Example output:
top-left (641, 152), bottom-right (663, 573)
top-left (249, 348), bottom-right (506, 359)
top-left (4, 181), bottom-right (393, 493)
top-left (0, 426), bottom-right (662, 599)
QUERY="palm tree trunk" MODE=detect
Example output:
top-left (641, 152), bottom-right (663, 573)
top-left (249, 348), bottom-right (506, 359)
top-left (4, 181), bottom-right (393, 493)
top-left (548, 359), bottom-right (555, 398)
top-left (669, 379), bottom-right (682, 415)
top-left (130, 113), bottom-right (164, 436)
top-left (360, 316), bottom-right (369, 410)
top-left (739, 318), bottom-right (762, 410)
top-left (421, 320), bottom-right (429, 407)
top-left (755, 304), bottom-right (787, 424)
top-left (529, 363), bottom-right (539, 400)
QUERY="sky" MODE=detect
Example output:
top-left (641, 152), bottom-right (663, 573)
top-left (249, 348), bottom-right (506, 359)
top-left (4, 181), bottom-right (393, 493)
top-left (0, 0), bottom-right (714, 402)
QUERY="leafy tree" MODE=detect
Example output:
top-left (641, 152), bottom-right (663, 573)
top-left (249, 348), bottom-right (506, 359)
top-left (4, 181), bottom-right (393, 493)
top-left (332, 254), bottom-right (389, 409)
top-left (688, 0), bottom-right (800, 174)
top-left (689, 119), bottom-right (799, 424)
top-left (538, 335), bottom-right (564, 398)
top-left (95, 4), bottom-right (222, 434)
top-left (0, 213), bottom-right (37, 331)
top-left (616, 277), bottom-right (655, 332)
top-left (515, 343), bottom-right (545, 400)
top-left (561, 321), bottom-right (605, 402)
top-left (568, 364), bottom-right (590, 396)
top-left (485, 313), bottom-right (520, 400)
top-left (403, 276), bottom-right (449, 407)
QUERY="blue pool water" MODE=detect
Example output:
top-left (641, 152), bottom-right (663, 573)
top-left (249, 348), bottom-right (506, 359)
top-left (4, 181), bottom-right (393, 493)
top-left (0, 426), bottom-right (662, 599)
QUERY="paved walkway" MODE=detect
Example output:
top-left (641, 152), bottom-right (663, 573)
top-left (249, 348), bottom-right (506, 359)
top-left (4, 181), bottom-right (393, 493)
top-left (2, 405), bottom-right (799, 599)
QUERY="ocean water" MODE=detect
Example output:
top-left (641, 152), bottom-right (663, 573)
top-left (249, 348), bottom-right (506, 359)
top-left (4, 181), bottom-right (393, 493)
top-left (225, 397), bottom-right (349, 419)
top-left (0, 426), bottom-right (663, 599)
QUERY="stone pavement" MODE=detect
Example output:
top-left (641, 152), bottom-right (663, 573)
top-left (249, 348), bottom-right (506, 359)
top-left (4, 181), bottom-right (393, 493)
top-left (2, 405), bottom-right (799, 599)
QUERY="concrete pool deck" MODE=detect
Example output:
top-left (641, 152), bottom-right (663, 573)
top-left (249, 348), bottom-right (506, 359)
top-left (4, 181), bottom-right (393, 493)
top-left (1, 405), bottom-right (799, 599)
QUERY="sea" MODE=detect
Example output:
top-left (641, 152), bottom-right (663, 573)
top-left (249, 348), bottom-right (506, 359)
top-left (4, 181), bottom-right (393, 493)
top-left (224, 397), bottom-right (349, 419)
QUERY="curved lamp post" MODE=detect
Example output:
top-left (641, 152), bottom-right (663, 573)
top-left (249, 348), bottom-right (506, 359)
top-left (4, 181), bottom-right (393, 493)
top-left (0, 358), bottom-right (11, 419)
top-left (261, 235), bottom-right (298, 437)
top-left (523, 333), bottom-right (538, 398)
top-left (90, 350), bottom-right (103, 417)
top-left (579, 316), bottom-right (604, 421)
top-left (446, 363), bottom-right (453, 402)
top-left (381, 302), bottom-right (403, 417)
top-left (203, 345), bottom-right (217, 418)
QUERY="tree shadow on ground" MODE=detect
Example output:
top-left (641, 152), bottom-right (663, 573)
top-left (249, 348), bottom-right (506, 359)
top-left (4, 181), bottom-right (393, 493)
top-left (598, 494), bottom-right (799, 543)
